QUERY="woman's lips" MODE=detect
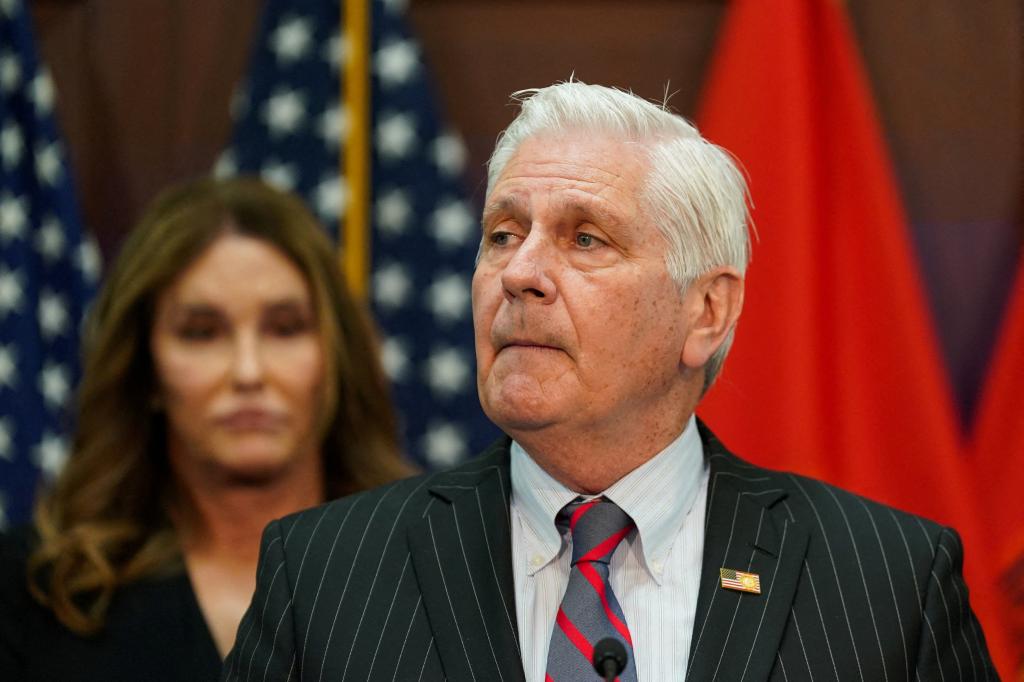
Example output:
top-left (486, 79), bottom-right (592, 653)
top-left (216, 409), bottom-right (283, 430)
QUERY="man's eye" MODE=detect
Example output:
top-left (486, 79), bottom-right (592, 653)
top-left (576, 233), bottom-right (600, 248)
top-left (490, 231), bottom-right (513, 246)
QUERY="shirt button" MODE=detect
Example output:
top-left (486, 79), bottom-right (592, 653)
top-left (651, 560), bottom-right (664, 574)
top-left (530, 555), bottom-right (544, 568)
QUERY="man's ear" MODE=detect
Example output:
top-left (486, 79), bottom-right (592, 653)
top-left (680, 267), bottom-right (744, 369)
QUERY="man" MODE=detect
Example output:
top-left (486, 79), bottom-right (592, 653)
top-left (223, 82), bottom-right (995, 681)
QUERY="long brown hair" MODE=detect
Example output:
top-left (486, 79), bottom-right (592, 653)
top-left (28, 177), bottom-right (412, 634)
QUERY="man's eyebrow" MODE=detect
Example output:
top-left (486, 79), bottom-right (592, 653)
top-left (561, 199), bottom-right (626, 231)
top-left (482, 195), bottom-right (523, 223)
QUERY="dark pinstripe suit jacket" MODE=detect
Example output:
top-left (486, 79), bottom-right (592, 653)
top-left (223, 424), bottom-right (997, 681)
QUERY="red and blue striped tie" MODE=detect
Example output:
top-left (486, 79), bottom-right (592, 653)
top-left (545, 497), bottom-right (637, 681)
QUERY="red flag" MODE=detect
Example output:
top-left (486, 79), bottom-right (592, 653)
top-left (971, 258), bottom-right (1024, 675)
top-left (695, 0), bottom-right (1009, 670)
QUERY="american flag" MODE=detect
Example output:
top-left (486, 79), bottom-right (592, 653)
top-left (0, 0), bottom-right (101, 527)
top-left (719, 567), bottom-right (762, 594)
top-left (218, 0), bottom-right (498, 470)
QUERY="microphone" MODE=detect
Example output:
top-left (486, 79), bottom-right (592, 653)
top-left (592, 637), bottom-right (628, 681)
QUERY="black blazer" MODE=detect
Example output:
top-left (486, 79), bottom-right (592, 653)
top-left (223, 425), bottom-right (996, 681)
top-left (0, 528), bottom-right (222, 681)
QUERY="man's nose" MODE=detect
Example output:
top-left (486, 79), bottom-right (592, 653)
top-left (500, 231), bottom-right (557, 302)
top-left (230, 332), bottom-right (265, 390)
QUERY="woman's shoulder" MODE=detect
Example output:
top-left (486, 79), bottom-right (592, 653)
top-left (0, 525), bottom-right (223, 679)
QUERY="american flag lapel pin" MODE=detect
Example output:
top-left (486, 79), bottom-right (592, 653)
top-left (719, 567), bottom-right (762, 594)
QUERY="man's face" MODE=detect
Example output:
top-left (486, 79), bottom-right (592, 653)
top-left (472, 131), bottom-right (693, 442)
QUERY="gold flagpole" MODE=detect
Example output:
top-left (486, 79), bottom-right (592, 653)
top-left (342, 0), bottom-right (370, 298)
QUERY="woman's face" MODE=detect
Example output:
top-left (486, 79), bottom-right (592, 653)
top-left (151, 232), bottom-right (326, 485)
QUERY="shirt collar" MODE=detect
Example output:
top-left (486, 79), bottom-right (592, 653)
top-left (510, 415), bottom-right (705, 583)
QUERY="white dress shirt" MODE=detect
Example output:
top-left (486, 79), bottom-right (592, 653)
top-left (511, 415), bottom-right (709, 682)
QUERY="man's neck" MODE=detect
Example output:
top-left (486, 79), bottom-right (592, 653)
top-left (509, 414), bottom-right (694, 494)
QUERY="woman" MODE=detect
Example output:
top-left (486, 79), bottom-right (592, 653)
top-left (0, 177), bottom-right (412, 679)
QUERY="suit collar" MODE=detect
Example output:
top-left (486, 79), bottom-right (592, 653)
top-left (407, 437), bottom-right (526, 682)
top-left (407, 425), bottom-right (809, 682)
top-left (685, 422), bottom-right (810, 682)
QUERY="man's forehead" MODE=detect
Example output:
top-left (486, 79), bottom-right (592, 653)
top-left (486, 135), bottom-right (649, 202)
top-left (483, 192), bottom-right (628, 225)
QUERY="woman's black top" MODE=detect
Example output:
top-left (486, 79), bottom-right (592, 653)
top-left (0, 527), bottom-right (222, 681)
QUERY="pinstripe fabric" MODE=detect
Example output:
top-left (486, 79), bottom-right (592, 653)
top-left (222, 422), bottom-right (996, 681)
top-left (684, 423), bottom-right (997, 682)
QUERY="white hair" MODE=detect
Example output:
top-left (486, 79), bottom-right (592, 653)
top-left (485, 81), bottom-right (752, 392)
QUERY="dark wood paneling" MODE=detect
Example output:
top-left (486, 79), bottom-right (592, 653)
top-left (31, 0), bottom-right (263, 255)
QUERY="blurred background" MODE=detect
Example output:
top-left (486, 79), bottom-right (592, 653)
top-left (2, 0), bottom-right (1022, 675)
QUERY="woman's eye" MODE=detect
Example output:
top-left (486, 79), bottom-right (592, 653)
top-left (267, 319), bottom-right (310, 337)
top-left (177, 323), bottom-right (220, 341)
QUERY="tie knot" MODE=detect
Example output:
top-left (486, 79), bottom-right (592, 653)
top-left (557, 497), bottom-right (634, 566)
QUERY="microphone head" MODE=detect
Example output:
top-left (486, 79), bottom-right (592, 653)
top-left (592, 637), bottom-right (628, 677)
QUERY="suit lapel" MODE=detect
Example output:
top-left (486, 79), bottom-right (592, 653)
top-left (407, 439), bottom-right (525, 682)
top-left (686, 426), bottom-right (810, 682)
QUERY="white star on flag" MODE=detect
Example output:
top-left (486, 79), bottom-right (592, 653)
top-left (374, 39), bottom-right (419, 88)
top-left (0, 192), bottom-right (27, 240)
top-left (375, 188), bottom-right (412, 235)
top-left (317, 105), bottom-right (346, 148)
top-left (373, 262), bottom-right (413, 310)
top-left (380, 336), bottom-right (410, 382)
top-left (38, 361), bottom-right (70, 407)
top-left (32, 431), bottom-right (68, 480)
top-left (422, 421), bottom-right (468, 468)
top-left (375, 111), bottom-right (417, 160)
top-left (34, 141), bottom-right (61, 185)
top-left (29, 71), bottom-right (54, 114)
top-left (1, 123), bottom-right (23, 168)
top-left (0, 52), bottom-right (20, 93)
top-left (425, 346), bottom-right (471, 396)
top-left (381, 0), bottom-right (409, 14)
top-left (262, 89), bottom-right (307, 136)
top-left (75, 240), bottom-right (102, 281)
top-left (0, 266), bottom-right (24, 316)
top-left (38, 290), bottom-right (69, 338)
top-left (431, 199), bottom-right (475, 249)
top-left (0, 417), bottom-right (12, 460)
top-left (431, 131), bottom-right (467, 176)
top-left (313, 173), bottom-right (347, 220)
top-left (35, 216), bottom-right (66, 261)
top-left (213, 150), bottom-right (238, 178)
top-left (270, 17), bottom-right (314, 63)
top-left (0, 344), bottom-right (16, 388)
top-left (260, 160), bottom-right (299, 191)
top-left (426, 272), bottom-right (470, 323)
top-left (323, 31), bottom-right (345, 71)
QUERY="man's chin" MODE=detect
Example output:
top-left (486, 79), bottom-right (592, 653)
top-left (480, 390), bottom-right (560, 435)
